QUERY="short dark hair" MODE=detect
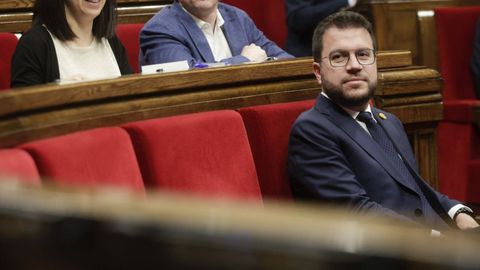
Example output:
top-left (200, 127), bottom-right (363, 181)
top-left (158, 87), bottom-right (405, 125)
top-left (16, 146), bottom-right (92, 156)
top-left (312, 11), bottom-right (376, 63)
top-left (32, 0), bottom-right (117, 41)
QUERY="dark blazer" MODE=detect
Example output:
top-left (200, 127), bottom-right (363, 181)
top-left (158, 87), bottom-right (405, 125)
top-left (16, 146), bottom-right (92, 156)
top-left (140, 1), bottom-right (293, 67)
top-left (288, 95), bottom-right (460, 230)
top-left (285, 0), bottom-right (349, 57)
top-left (11, 24), bottom-right (133, 88)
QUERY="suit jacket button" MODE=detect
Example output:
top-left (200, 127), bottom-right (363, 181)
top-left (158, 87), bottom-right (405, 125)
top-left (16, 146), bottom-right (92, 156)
top-left (414, 209), bottom-right (423, 216)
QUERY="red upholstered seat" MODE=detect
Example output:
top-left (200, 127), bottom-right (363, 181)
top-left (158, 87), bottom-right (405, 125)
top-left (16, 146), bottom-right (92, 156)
top-left (123, 110), bottom-right (262, 200)
top-left (0, 149), bottom-right (41, 185)
top-left (435, 6), bottom-right (480, 203)
top-left (116, 24), bottom-right (143, 73)
top-left (0, 32), bottom-right (18, 90)
top-left (20, 127), bottom-right (145, 192)
top-left (238, 100), bottom-right (315, 199)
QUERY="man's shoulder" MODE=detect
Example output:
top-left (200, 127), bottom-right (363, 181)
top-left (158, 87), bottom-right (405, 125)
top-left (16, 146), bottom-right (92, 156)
top-left (143, 4), bottom-right (184, 33)
top-left (371, 107), bottom-right (401, 122)
top-left (218, 2), bottom-right (249, 19)
top-left (146, 4), bottom-right (181, 25)
top-left (291, 106), bottom-right (334, 133)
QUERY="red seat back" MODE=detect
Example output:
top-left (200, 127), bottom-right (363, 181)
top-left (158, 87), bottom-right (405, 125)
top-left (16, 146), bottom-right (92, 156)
top-left (123, 110), bottom-right (262, 200)
top-left (222, 0), bottom-right (287, 47)
top-left (238, 100), bottom-right (314, 199)
top-left (435, 6), bottom-right (480, 101)
top-left (0, 149), bottom-right (41, 185)
top-left (20, 127), bottom-right (144, 192)
top-left (435, 6), bottom-right (480, 203)
top-left (0, 33), bottom-right (18, 90)
top-left (116, 24), bottom-right (143, 73)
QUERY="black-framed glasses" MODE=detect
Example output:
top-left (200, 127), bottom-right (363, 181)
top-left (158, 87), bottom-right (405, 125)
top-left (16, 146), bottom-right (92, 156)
top-left (321, 49), bottom-right (376, 68)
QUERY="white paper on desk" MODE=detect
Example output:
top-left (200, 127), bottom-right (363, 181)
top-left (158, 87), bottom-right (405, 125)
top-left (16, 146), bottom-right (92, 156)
top-left (141, 60), bottom-right (189, 74)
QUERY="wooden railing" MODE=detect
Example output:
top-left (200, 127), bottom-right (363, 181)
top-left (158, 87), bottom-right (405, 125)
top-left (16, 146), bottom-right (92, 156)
top-left (0, 51), bottom-right (444, 188)
top-left (1, 181), bottom-right (479, 269)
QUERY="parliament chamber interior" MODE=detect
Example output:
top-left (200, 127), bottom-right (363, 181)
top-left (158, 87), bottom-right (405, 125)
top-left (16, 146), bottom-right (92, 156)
top-left (0, 0), bottom-right (480, 269)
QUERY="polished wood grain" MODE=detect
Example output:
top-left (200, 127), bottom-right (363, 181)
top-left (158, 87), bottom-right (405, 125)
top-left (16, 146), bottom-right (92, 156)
top-left (0, 50), bottom-right (443, 188)
top-left (0, 52), bottom-right (411, 116)
top-left (1, 181), bottom-right (479, 269)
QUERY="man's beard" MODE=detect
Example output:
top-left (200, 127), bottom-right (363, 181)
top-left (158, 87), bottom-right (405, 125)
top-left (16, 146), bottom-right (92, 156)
top-left (322, 77), bottom-right (376, 108)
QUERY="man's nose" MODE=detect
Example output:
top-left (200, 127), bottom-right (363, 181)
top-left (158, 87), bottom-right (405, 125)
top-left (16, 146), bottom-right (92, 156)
top-left (346, 53), bottom-right (363, 71)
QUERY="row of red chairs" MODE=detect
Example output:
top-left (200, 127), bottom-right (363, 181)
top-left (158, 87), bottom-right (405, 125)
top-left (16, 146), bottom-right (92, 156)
top-left (0, 100), bottom-right (314, 201)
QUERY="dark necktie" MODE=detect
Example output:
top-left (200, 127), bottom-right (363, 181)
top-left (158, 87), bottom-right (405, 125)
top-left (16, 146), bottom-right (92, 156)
top-left (356, 111), bottom-right (444, 228)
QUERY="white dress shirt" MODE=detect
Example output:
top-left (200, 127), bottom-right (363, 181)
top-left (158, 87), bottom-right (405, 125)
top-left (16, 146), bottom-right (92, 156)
top-left (183, 7), bottom-right (233, 62)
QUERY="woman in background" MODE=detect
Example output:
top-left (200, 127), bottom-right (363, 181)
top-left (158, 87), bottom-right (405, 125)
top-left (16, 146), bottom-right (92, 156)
top-left (11, 0), bottom-right (132, 88)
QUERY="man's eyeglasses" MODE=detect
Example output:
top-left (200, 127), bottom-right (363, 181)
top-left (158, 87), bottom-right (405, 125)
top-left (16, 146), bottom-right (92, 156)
top-left (321, 49), bottom-right (376, 68)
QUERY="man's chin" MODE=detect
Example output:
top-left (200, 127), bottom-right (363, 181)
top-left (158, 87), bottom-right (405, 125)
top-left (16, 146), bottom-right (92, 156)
top-left (327, 89), bottom-right (373, 108)
top-left (337, 96), bottom-right (371, 108)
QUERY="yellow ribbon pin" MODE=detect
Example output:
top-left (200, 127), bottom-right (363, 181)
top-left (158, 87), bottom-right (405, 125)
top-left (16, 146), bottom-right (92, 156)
top-left (379, 113), bottom-right (387, 120)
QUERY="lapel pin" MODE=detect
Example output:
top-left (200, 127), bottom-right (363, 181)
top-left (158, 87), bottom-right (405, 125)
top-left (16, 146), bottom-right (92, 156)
top-left (379, 113), bottom-right (387, 120)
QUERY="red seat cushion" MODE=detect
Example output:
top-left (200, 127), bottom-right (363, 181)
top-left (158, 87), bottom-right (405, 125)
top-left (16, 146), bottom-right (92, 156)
top-left (123, 110), bottom-right (262, 200)
top-left (20, 127), bottom-right (144, 192)
top-left (238, 100), bottom-right (314, 199)
top-left (443, 100), bottom-right (480, 123)
top-left (0, 32), bottom-right (18, 90)
top-left (435, 6), bottom-right (480, 101)
top-left (438, 122), bottom-right (480, 202)
top-left (435, 6), bottom-right (480, 203)
top-left (0, 149), bottom-right (40, 185)
top-left (116, 24), bottom-right (143, 73)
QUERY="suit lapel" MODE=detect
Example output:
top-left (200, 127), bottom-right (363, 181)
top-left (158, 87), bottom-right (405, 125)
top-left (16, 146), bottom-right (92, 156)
top-left (174, 2), bottom-right (215, 62)
top-left (219, 5), bottom-right (245, 56)
top-left (315, 96), bottom-right (419, 194)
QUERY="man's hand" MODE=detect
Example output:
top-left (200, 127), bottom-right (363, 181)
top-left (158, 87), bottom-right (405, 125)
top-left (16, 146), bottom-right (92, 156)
top-left (455, 213), bottom-right (480, 230)
top-left (241, 44), bottom-right (267, 62)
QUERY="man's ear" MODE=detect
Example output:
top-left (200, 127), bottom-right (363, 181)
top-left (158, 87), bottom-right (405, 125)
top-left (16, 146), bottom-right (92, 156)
top-left (312, 62), bottom-right (322, 85)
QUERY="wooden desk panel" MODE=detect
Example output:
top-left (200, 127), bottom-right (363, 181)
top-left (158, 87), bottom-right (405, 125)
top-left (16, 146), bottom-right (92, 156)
top-left (1, 182), bottom-right (479, 269)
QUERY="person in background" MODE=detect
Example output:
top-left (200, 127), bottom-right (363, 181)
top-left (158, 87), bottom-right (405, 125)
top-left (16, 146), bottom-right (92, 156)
top-left (11, 0), bottom-right (132, 88)
top-left (285, 0), bottom-right (358, 57)
top-left (288, 11), bottom-right (479, 234)
top-left (471, 18), bottom-right (480, 99)
top-left (140, 0), bottom-right (293, 68)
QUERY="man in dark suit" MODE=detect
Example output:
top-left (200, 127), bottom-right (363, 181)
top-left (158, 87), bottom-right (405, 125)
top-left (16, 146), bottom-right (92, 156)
top-left (287, 11), bottom-right (479, 232)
